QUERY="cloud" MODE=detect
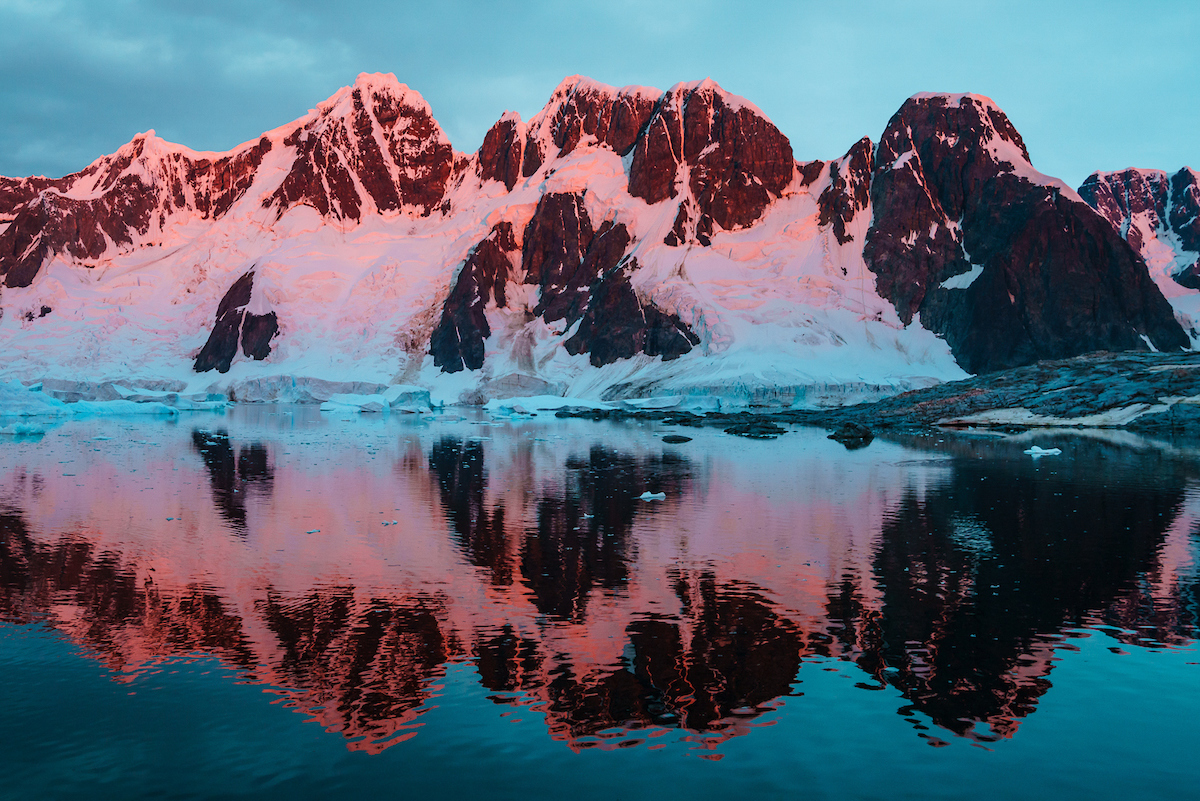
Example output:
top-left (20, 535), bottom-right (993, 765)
top-left (0, 0), bottom-right (1196, 188)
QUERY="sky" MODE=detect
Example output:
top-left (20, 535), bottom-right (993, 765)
top-left (1, 0), bottom-right (1196, 189)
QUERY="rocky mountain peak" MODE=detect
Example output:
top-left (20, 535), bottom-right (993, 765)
top-left (1079, 169), bottom-right (1171, 246)
top-left (1, 126), bottom-right (273, 288)
top-left (265, 72), bottom-right (455, 222)
top-left (817, 136), bottom-right (875, 245)
top-left (888, 93), bottom-right (1030, 162)
top-left (4, 75), bottom-right (1193, 394)
top-left (630, 78), bottom-right (795, 244)
top-left (1080, 167), bottom-right (1200, 290)
top-left (865, 92), bottom-right (1187, 372)
top-left (497, 77), bottom-right (662, 182)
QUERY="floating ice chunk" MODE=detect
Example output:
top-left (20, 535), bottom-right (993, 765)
top-left (0, 381), bottom-right (72, 418)
top-left (0, 422), bottom-right (47, 436)
top-left (638, 491), bottom-right (667, 501)
top-left (306, 529), bottom-right (321, 534)
top-left (383, 385), bottom-right (432, 408)
top-left (72, 400), bottom-right (180, 417)
top-left (1024, 446), bottom-right (1062, 458)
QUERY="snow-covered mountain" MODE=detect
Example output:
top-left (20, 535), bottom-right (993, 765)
top-left (1079, 167), bottom-right (1200, 338)
top-left (0, 74), bottom-right (1190, 406)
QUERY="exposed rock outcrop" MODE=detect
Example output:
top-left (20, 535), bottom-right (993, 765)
top-left (429, 222), bottom-right (520, 373)
top-left (477, 114), bottom-right (526, 191)
top-left (194, 270), bottom-right (278, 373)
top-left (863, 93), bottom-right (1188, 373)
top-left (1079, 167), bottom-right (1200, 289)
top-left (629, 79), bottom-right (795, 240)
top-left (566, 259), bottom-right (699, 366)
top-left (817, 137), bottom-right (874, 245)
top-left (1, 133), bottom-right (272, 288)
top-left (430, 191), bottom-right (698, 372)
top-left (266, 74), bottom-right (454, 221)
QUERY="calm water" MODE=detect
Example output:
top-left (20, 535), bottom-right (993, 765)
top-left (1, 407), bottom-right (1197, 800)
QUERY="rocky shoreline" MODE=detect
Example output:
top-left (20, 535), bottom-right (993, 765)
top-left (553, 350), bottom-right (1200, 444)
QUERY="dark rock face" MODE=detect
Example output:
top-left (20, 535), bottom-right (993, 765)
top-left (240, 312), bottom-right (279, 360)
top-left (194, 270), bottom-right (278, 373)
top-left (864, 94), bottom-right (1187, 373)
top-left (629, 80), bottom-right (794, 240)
top-left (429, 222), bottom-right (520, 373)
top-left (431, 192), bottom-right (698, 372)
top-left (267, 79), bottom-right (453, 221)
top-left (1080, 167), bottom-right (1200, 289)
top-left (522, 193), bottom-right (635, 325)
top-left (1170, 169), bottom-right (1200, 256)
top-left (817, 136), bottom-right (874, 246)
top-left (1078, 169), bottom-right (1170, 252)
top-left (1, 134), bottom-right (273, 288)
top-left (521, 193), bottom-right (697, 367)
top-left (540, 79), bottom-right (658, 159)
top-left (565, 257), bottom-right (700, 367)
top-left (477, 116), bottom-right (525, 191)
top-left (0, 175), bottom-right (69, 221)
top-left (480, 79), bottom-right (660, 189)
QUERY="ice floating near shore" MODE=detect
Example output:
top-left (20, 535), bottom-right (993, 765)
top-left (638, 491), bottom-right (667, 501)
top-left (1024, 446), bottom-right (1063, 458)
top-left (0, 422), bottom-right (47, 436)
top-left (0, 380), bottom-right (226, 418)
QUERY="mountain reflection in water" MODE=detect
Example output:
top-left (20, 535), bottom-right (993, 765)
top-left (1, 414), bottom-right (1197, 756)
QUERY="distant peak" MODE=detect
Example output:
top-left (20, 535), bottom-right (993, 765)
top-left (351, 71), bottom-right (406, 93)
top-left (1085, 167), bottom-right (1169, 182)
top-left (671, 76), bottom-right (723, 94)
top-left (664, 77), bottom-right (765, 118)
top-left (314, 73), bottom-right (431, 121)
top-left (541, 76), bottom-right (663, 106)
top-left (550, 74), bottom-right (602, 95)
top-left (907, 92), bottom-right (1000, 109)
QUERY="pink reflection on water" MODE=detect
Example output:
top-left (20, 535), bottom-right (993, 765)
top-left (1, 412), bottom-right (1196, 753)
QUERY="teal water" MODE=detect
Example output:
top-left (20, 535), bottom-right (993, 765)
top-left (1, 408), bottom-right (1197, 799)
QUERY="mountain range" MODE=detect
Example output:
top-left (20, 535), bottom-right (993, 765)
top-left (1, 73), bottom-right (1196, 406)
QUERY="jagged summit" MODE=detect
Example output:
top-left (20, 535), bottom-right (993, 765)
top-left (1080, 166), bottom-right (1200, 293)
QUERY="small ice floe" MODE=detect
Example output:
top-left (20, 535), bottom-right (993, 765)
top-left (1024, 446), bottom-right (1062, 458)
top-left (0, 422), bottom-right (47, 436)
top-left (306, 529), bottom-right (321, 534)
top-left (638, 491), bottom-right (667, 501)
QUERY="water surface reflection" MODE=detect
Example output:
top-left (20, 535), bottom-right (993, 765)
top-left (1, 414), bottom-right (1197, 756)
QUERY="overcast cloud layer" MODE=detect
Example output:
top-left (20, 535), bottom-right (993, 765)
top-left (1, 0), bottom-right (1195, 189)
